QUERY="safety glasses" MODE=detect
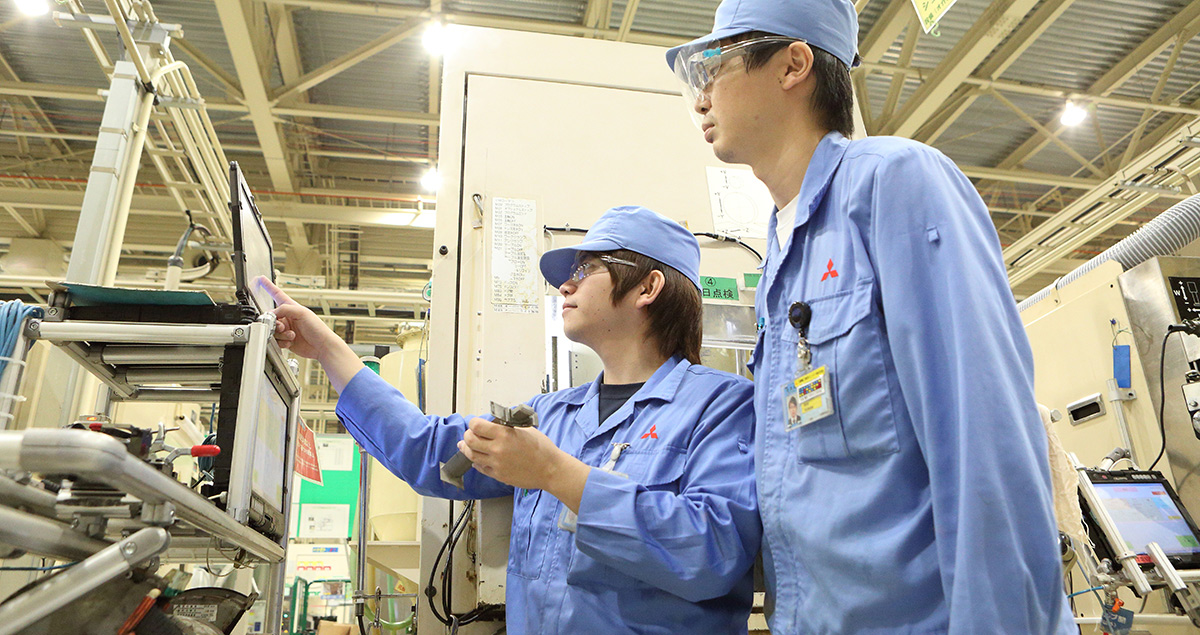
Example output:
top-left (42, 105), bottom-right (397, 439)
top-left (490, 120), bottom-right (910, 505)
top-left (568, 255), bottom-right (637, 283)
top-left (672, 36), bottom-right (802, 128)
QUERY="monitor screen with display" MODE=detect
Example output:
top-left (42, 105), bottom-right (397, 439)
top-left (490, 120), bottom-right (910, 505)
top-left (230, 162), bottom-right (275, 315)
top-left (1086, 473), bottom-right (1200, 569)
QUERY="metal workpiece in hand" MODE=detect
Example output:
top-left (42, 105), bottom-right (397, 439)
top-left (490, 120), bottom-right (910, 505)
top-left (439, 402), bottom-right (539, 488)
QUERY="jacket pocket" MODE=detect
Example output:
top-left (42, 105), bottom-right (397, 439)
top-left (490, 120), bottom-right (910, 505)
top-left (508, 490), bottom-right (549, 579)
top-left (782, 277), bottom-right (900, 462)
top-left (614, 446), bottom-right (688, 490)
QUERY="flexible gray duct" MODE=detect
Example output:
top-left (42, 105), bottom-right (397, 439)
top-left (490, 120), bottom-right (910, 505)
top-left (1017, 192), bottom-right (1200, 312)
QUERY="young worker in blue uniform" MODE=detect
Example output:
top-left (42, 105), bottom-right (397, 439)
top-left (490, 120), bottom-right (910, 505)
top-left (259, 206), bottom-right (761, 634)
top-left (667, 1), bottom-right (1076, 632)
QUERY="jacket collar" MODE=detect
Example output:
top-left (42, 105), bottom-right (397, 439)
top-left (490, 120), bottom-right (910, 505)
top-left (564, 354), bottom-right (689, 407)
top-left (764, 131), bottom-right (851, 252)
top-left (567, 356), bottom-right (690, 437)
top-left (762, 132), bottom-right (852, 297)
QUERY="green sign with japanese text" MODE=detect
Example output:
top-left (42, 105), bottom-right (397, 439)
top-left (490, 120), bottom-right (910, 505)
top-left (701, 276), bottom-right (739, 302)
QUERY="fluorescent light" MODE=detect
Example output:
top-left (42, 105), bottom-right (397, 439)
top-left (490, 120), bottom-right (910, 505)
top-left (1060, 101), bottom-right (1087, 127)
top-left (14, 0), bottom-right (49, 16)
top-left (423, 22), bottom-right (450, 56)
top-left (411, 212), bottom-right (437, 229)
top-left (420, 168), bottom-right (441, 192)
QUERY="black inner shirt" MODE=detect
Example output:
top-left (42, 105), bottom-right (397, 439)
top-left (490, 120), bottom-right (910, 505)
top-left (598, 381), bottom-right (644, 425)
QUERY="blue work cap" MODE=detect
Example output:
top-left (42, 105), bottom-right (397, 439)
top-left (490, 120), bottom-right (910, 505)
top-left (665, 0), bottom-right (860, 71)
top-left (540, 206), bottom-right (701, 290)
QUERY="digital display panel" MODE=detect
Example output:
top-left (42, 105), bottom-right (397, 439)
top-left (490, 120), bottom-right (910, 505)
top-left (1093, 481), bottom-right (1200, 557)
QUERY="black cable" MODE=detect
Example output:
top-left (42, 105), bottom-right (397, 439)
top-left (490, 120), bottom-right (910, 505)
top-left (1151, 331), bottom-right (1174, 471)
top-left (425, 500), bottom-right (474, 626)
top-left (543, 226), bottom-right (588, 235)
top-left (692, 231), bottom-right (764, 262)
top-left (441, 501), bottom-right (474, 621)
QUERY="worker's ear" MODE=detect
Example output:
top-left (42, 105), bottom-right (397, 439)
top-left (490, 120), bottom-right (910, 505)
top-left (780, 40), bottom-right (815, 91)
top-left (632, 270), bottom-right (666, 309)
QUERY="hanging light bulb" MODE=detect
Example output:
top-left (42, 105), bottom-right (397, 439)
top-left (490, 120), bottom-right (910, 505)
top-left (1060, 101), bottom-right (1087, 127)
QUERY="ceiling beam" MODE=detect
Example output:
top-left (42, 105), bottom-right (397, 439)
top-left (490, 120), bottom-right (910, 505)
top-left (0, 80), bottom-right (437, 128)
top-left (1002, 125), bottom-right (1200, 285)
top-left (268, 3), bottom-right (315, 250)
top-left (254, 0), bottom-right (683, 47)
top-left (858, 0), bottom-right (912, 64)
top-left (860, 63), bottom-right (1200, 118)
top-left (272, 103), bottom-right (439, 127)
top-left (914, 0), bottom-right (1078, 143)
top-left (0, 185), bottom-right (433, 228)
top-left (272, 14), bottom-right (428, 104)
top-left (615, 0), bottom-right (640, 42)
top-left (958, 166), bottom-right (1102, 189)
top-left (882, 0), bottom-right (1041, 138)
top-left (173, 36), bottom-right (243, 99)
top-left (214, 0), bottom-right (296, 194)
top-left (992, 2), bottom-right (1200, 172)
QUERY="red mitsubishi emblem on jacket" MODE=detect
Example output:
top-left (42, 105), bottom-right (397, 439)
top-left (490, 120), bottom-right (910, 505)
top-left (640, 425), bottom-right (658, 440)
top-left (821, 259), bottom-right (839, 281)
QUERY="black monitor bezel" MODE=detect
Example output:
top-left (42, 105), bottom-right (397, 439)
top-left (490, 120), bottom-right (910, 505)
top-left (1080, 469), bottom-right (1200, 570)
top-left (229, 161), bottom-right (275, 316)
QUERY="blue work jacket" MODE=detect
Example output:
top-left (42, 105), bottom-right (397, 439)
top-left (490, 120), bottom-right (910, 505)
top-left (749, 132), bottom-right (1074, 633)
top-left (335, 356), bottom-right (761, 634)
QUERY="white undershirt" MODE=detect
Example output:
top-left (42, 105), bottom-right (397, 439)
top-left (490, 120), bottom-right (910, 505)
top-left (775, 193), bottom-right (801, 250)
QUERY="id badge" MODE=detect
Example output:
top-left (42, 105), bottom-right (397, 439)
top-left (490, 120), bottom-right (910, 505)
top-left (791, 366), bottom-right (833, 429)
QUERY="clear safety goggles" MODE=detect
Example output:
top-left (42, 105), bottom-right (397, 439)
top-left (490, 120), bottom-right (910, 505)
top-left (568, 255), bottom-right (637, 283)
top-left (672, 36), bottom-right (802, 128)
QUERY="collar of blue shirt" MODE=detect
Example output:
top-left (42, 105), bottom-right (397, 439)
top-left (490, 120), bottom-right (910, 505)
top-left (562, 355), bottom-right (689, 408)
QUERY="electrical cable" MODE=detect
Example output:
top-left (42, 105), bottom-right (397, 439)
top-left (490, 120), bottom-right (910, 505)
top-left (424, 500), bottom-right (475, 626)
top-left (0, 562), bottom-right (74, 571)
top-left (0, 300), bottom-right (42, 379)
top-left (441, 501), bottom-right (474, 621)
top-left (691, 231), bottom-right (764, 262)
top-left (1150, 330), bottom-right (1175, 471)
top-left (1070, 536), bottom-right (1107, 608)
top-left (1067, 586), bottom-right (1104, 598)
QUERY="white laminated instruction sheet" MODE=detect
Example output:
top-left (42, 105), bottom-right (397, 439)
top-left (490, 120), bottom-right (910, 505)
top-left (491, 197), bottom-right (540, 314)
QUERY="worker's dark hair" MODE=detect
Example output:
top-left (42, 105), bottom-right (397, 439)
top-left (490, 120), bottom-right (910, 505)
top-left (583, 249), bottom-right (702, 364)
top-left (729, 30), bottom-right (856, 138)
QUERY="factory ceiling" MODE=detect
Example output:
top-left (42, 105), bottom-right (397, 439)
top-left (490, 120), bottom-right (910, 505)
top-left (0, 0), bottom-right (1198, 335)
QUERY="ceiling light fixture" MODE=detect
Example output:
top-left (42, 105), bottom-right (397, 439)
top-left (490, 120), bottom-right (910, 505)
top-left (14, 0), bottom-right (49, 16)
top-left (420, 168), bottom-right (441, 192)
top-left (423, 21), bottom-right (449, 56)
top-left (1060, 101), bottom-right (1087, 127)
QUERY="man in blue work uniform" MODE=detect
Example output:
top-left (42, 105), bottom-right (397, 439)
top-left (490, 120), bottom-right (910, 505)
top-left (259, 206), bottom-right (761, 634)
top-left (667, 1), bottom-right (1076, 632)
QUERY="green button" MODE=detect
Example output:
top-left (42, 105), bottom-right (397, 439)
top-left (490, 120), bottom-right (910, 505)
top-left (743, 273), bottom-right (761, 289)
